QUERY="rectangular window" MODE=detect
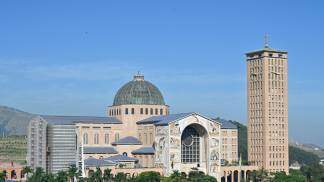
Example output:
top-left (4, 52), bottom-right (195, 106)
top-left (105, 133), bottom-right (109, 144)
top-left (160, 109), bottom-right (163, 115)
top-left (140, 108), bottom-right (143, 114)
top-left (125, 108), bottom-right (129, 114)
top-left (115, 133), bottom-right (120, 142)
top-left (131, 108), bottom-right (135, 114)
top-left (94, 133), bottom-right (99, 144)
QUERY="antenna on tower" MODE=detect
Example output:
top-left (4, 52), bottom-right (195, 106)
top-left (264, 33), bottom-right (269, 48)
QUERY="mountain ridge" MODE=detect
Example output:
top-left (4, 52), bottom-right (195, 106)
top-left (0, 105), bottom-right (35, 136)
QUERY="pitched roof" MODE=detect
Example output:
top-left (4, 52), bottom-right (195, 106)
top-left (215, 119), bottom-right (237, 129)
top-left (84, 157), bottom-right (116, 167)
top-left (40, 115), bottom-right (122, 125)
top-left (83, 147), bottom-right (118, 154)
top-left (104, 155), bottom-right (138, 162)
top-left (131, 146), bottom-right (155, 154)
top-left (137, 112), bottom-right (193, 126)
top-left (112, 136), bottom-right (142, 145)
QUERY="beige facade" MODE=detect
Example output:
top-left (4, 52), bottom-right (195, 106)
top-left (76, 123), bottom-right (123, 147)
top-left (107, 104), bottom-right (168, 137)
top-left (137, 124), bottom-right (156, 146)
top-left (27, 72), bottom-right (259, 181)
top-left (133, 154), bottom-right (155, 168)
top-left (221, 128), bottom-right (238, 164)
top-left (246, 45), bottom-right (289, 173)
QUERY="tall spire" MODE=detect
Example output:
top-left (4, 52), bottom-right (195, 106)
top-left (264, 33), bottom-right (269, 48)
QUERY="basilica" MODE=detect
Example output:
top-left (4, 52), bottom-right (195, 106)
top-left (27, 73), bottom-right (256, 182)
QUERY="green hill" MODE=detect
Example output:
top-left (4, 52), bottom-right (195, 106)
top-left (0, 135), bottom-right (27, 164)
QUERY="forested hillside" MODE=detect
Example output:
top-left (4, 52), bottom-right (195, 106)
top-left (0, 105), bottom-right (34, 136)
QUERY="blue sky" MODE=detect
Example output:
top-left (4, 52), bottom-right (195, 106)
top-left (0, 0), bottom-right (323, 147)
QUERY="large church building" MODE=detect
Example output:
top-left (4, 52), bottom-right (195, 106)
top-left (27, 73), bottom-right (256, 181)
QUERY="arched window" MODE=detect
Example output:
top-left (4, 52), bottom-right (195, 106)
top-left (115, 133), bottom-right (120, 142)
top-left (150, 108), bottom-right (153, 115)
top-left (155, 108), bottom-right (158, 115)
top-left (83, 133), bottom-right (88, 144)
top-left (105, 133), bottom-right (109, 144)
top-left (145, 108), bottom-right (148, 115)
top-left (181, 126), bottom-right (200, 163)
top-left (94, 133), bottom-right (99, 144)
top-left (123, 152), bottom-right (128, 156)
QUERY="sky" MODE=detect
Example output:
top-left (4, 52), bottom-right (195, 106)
top-left (0, 0), bottom-right (323, 147)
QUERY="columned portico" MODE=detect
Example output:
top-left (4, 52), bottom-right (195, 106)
top-left (220, 166), bottom-right (258, 182)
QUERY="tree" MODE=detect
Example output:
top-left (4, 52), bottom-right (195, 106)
top-left (28, 167), bottom-right (45, 182)
top-left (88, 167), bottom-right (103, 182)
top-left (135, 171), bottom-right (161, 182)
top-left (103, 168), bottom-right (113, 182)
top-left (67, 165), bottom-right (78, 182)
top-left (55, 170), bottom-right (68, 182)
top-left (250, 168), bottom-right (270, 182)
top-left (162, 170), bottom-right (188, 182)
top-left (41, 172), bottom-right (56, 182)
top-left (93, 167), bottom-right (103, 182)
top-left (0, 171), bottom-right (6, 182)
top-left (272, 171), bottom-right (306, 182)
top-left (114, 172), bottom-right (127, 182)
top-left (21, 166), bottom-right (33, 179)
top-left (301, 163), bottom-right (324, 182)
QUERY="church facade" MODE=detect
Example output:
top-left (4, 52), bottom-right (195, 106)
top-left (27, 73), bottom-right (254, 181)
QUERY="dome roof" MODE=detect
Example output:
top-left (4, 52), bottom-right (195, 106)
top-left (113, 74), bottom-right (165, 106)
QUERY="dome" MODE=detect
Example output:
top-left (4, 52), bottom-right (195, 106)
top-left (113, 74), bottom-right (165, 106)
